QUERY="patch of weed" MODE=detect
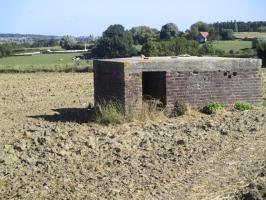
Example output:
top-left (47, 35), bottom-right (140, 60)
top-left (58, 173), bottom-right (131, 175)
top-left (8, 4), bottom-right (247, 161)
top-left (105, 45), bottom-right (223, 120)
top-left (172, 101), bottom-right (188, 117)
top-left (94, 101), bottom-right (128, 125)
top-left (234, 101), bottom-right (253, 111)
top-left (137, 99), bottom-right (166, 121)
top-left (201, 102), bottom-right (224, 115)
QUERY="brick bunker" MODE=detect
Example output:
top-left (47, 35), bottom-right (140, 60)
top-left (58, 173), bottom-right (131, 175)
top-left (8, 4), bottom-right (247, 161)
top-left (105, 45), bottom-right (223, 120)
top-left (93, 57), bottom-right (263, 113)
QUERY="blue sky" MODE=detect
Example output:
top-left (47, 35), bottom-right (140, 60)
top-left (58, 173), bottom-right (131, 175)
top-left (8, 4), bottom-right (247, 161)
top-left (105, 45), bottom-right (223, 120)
top-left (0, 0), bottom-right (265, 36)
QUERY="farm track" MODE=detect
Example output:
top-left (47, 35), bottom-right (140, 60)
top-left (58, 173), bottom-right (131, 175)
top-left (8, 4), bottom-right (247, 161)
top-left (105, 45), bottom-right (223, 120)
top-left (0, 71), bottom-right (265, 200)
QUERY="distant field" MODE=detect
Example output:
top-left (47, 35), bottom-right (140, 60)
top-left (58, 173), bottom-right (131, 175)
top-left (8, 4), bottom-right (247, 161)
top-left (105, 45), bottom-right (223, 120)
top-left (212, 40), bottom-right (252, 53)
top-left (0, 53), bottom-right (92, 73)
top-left (233, 32), bottom-right (266, 39)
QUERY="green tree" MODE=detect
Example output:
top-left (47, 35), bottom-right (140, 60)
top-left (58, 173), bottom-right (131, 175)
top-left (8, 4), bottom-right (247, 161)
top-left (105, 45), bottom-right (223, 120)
top-left (189, 21), bottom-right (210, 39)
top-left (254, 36), bottom-right (266, 67)
top-left (234, 20), bottom-right (238, 32)
top-left (189, 26), bottom-right (199, 40)
top-left (130, 26), bottom-right (159, 45)
top-left (220, 29), bottom-right (234, 40)
top-left (156, 38), bottom-right (200, 56)
top-left (48, 38), bottom-right (59, 46)
top-left (160, 23), bottom-right (179, 40)
top-left (92, 24), bottom-right (136, 58)
top-left (141, 40), bottom-right (159, 57)
top-left (103, 24), bottom-right (125, 38)
top-left (60, 36), bottom-right (77, 50)
top-left (258, 26), bottom-right (266, 32)
top-left (0, 44), bottom-right (12, 58)
top-left (208, 27), bottom-right (219, 41)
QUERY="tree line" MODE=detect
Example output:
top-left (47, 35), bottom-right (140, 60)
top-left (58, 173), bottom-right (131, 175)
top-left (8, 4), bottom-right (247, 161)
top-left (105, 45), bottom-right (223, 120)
top-left (0, 21), bottom-right (266, 64)
top-left (89, 22), bottom-right (266, 66)
top-left (90, 22), bottom-right (235, 59)
top-left (211, 21), bottom-right (266, 32)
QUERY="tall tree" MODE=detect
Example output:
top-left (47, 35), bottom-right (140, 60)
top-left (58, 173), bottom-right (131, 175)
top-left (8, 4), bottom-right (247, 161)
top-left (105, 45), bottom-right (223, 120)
top-left (141, 40), bottom-right (159, 57)
top-left (220, 29), bottom-right (234, 40)
top-left (234, 20), bottom-right (238, 32)
top-left (92, 24), bottom-right (136, 58)
top-left (160, 23), bottom-right (179, 40)
top-left (130, 26), bottom-right (159, 45)
top-left (60, 36), bottom-right (77, 50)
top-left (189, 21), bottom-right (209, 39)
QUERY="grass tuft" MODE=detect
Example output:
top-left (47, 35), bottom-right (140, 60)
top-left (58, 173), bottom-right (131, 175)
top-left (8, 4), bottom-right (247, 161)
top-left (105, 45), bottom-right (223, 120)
top-left (94, 101), bottom-right (128, 125)
top-left (93, 99), bottom-right (167, 125)
top-left (136, 99), bottom-right (166, 121)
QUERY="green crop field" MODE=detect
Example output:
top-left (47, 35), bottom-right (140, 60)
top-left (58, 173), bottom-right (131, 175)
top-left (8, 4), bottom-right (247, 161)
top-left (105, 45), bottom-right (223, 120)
top-left (233, 32), bottom-right (266, 39)
top-left (0, 53), bottom-right (92, 73)
top-left (212, 40), bottom-right (253, 52)
top-left (12, 46), bottom-right (64, 53)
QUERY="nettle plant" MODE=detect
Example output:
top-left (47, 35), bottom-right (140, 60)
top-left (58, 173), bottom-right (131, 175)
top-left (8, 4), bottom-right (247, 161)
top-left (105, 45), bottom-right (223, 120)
top-left (201, 102), bottom-right (224, 115)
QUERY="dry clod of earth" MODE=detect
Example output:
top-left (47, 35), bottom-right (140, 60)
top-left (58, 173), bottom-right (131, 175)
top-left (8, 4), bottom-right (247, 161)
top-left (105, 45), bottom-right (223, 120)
top-left (0, 70), bottom-right (265, 199)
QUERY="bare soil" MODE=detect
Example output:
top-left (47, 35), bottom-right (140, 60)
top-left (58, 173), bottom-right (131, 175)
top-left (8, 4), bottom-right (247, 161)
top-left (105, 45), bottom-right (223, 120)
top-left (0, 71), bottom-right (266, 200)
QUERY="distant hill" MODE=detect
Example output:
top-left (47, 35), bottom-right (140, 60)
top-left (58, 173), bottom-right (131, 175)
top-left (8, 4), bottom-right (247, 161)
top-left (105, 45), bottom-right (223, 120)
top-left (0, 33), bottom-right (96, 44)
top-left (0, 33), bottom-right (61, 40)
top-left (0, 33), bottom-right (62, 44)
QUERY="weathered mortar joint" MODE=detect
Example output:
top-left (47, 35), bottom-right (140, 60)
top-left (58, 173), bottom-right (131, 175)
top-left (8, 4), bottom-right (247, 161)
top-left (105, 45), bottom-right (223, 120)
top-left (93, 57), bottom-right (263, 113)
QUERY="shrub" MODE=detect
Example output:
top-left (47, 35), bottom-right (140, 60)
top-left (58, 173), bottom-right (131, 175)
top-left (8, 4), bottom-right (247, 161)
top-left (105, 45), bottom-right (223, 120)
top-left (201, 102), bottom-right (224, 114)
top-left (229, 49), bottom-right (234, 54)
top-left (172, 101), bottom-right (187, 116)
top-left (234, 101), bottom-right (253, 111)
top-left (199, 43), bottom-right (216, 56)
top-left (0, 44), bottom-right (12, 58)
top-left (94, 101), bottom-right (128, 125)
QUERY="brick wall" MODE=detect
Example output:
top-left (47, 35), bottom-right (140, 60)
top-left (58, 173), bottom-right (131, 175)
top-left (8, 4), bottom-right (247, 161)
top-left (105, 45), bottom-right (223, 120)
top-left (94, 62), bottom-right (125, 105)
top-left (94, 58), bottom-right (263, 113)
top-left (124, 73), bottom-right (142, 113)
top-left (166, 69), bottom-right (263, 108)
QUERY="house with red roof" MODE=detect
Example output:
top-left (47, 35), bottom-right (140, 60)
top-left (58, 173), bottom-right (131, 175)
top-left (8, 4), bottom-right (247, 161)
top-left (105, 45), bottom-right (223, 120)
top-left (197, 32), bottom-right (209, 43)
